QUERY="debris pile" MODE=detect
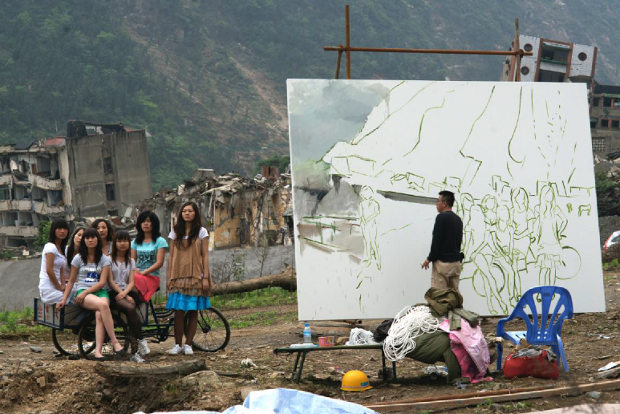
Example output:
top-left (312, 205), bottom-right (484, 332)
top-left (139, 168), bottom-right (293, 249)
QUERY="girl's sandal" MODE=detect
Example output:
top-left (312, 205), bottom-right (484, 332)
top-left (113, 342), bottom-right (127, 355)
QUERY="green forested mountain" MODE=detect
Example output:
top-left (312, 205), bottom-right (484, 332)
top-left (0, 1), bottom-right (618, 190)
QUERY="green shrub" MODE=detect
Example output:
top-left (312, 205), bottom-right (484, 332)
top-left (603, 258), bottom-right (620, 270)
top-left (34, 221), bottom-right (51, 251)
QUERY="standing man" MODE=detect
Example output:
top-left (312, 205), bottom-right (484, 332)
top-left (421, 190), bottom-right (464, 291)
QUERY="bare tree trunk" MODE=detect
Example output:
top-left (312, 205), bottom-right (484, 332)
top-left (212, 267), bottom-right (296, 295)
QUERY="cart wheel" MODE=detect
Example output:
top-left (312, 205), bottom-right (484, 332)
top-left (52, 328), bottom-right (79, 356)
top-left (191, 307), bottom-right (230, 352)
top-left (78, 313), bottom-right (129, 359)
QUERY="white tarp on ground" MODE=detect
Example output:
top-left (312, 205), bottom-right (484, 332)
top-left (287, 79), bottom-right (605, 319)
top-left (140, 387), bottom-right (377, 414)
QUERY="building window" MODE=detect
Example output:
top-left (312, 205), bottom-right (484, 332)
top-left (604, 97), bottom-right (612, 107)
top-left (538, 70), bottom-right (564, 82)
top-left (105, 184), bottom-right (115, 201)
top-left (612, 120), bottom-right (619, 129)
top-left (593, 97), bottom-right (600, 107)
top-left (601, 119), bottom-right (609, 128)
top-left (592, 137), bottom-right (606, 152)
top-left (541, 44), bottom-right (569, 64)
top-left (578, 52), bottom-right (587, 61)
top-left (521, 66), bottom-right (530, 75)
top-left (103, 157), bottom-right (113, 175)
top-left (590, 118), bottom-right (598, 128)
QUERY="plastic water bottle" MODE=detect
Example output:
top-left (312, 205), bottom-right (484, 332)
top-left (303, 323), bottom-right (312, 344)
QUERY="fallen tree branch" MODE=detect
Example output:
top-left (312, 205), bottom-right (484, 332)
top-left (366, 378), bottom-right (620, 412)
top-left (213, 270), bottom-right (296, 295)
top-left (95, 359), bottom-right (207, 378)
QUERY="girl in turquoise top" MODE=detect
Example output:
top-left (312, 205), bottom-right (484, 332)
top-left (131, 210), bottom-right (168, 276)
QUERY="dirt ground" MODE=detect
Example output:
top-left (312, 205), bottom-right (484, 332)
top-left (1, 273), bottom-right (619, 414)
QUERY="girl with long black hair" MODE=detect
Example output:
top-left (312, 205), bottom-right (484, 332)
top-left (38, 219), bottom-right (69, 304)
top-left (58, 228), bottom-right (124, 359)
top-left (166, 202), bottom-right (212, 355)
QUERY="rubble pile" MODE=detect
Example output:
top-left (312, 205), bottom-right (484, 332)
top-left (139, 168), bottom-right (293, 249)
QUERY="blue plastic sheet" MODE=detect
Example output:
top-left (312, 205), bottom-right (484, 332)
top-left (142, 388), bottom-right (378, 414)
top-left (223, 388), bottom-right (378, 414)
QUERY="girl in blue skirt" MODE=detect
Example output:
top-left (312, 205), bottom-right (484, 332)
top-left (166, 201), bottom-right (212, 355)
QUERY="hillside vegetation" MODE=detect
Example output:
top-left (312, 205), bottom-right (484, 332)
top-left (0, 0), bottom-right (618, 189)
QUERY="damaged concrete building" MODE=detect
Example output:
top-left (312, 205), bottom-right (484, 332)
top-left (65, 121), bottom-right (152, 217)
top-left (0, 138), bottom-right (69, 248)
top-left (0, 121), bottom-right (151, 249)
top-left (501, 35), bottom-right (597, 84)
top-left (590, 83), bottom-right (620, 156)
top-left (140, 168), bottom-right (293, 250)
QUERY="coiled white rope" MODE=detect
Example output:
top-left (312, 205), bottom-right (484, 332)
top-left (383, 305), bottom-right (439, 362)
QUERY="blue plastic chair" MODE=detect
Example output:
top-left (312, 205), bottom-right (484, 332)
top-left (496, 286), bottom-right (573, 372)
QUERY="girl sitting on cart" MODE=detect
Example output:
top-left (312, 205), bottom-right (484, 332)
top-left (108, 230), bottom-right (145, 363)
top-left (38, 219), bottom-right (70, 304)
top-left (58, 228), bottom-right (124, 359)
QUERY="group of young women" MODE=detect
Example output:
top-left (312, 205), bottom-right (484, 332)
top-left (37, 202), bottom-right (214, 362)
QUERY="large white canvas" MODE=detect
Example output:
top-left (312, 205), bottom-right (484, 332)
top-left (287, 79), bottom-right (605, 319)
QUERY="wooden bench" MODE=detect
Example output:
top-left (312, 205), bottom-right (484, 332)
top-left (273, 344), bottom-right (397, 383)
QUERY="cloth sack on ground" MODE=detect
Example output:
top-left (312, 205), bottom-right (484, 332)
top-left (133, 272), bottom-right (160, 302)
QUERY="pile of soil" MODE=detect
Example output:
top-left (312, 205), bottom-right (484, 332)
top-left (1, 273), bottom-right (619, 414)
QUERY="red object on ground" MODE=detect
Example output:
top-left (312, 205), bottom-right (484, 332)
top-left (503, 350), bottom-right (559, 379)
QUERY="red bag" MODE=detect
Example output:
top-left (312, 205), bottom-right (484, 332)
top-left (133, 272), bottom-right (160, 302)
top-left (503, 349), bottom-right (559, 379)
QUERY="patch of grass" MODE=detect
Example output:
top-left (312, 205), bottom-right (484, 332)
top-left (603, 258), bottom-right (620, 270)
top-left (151, 291), bottom-right (167, 305)
top-left (473, 399), bottom-right (531, 413)
top-left (475, 398), bottom-right (494, 409)
top-left (228, 310), bottom-right (297, 329)
top-left (213, 287), bottom-right (296, 310)
top-left (0, 307), bottom-right (47, 335)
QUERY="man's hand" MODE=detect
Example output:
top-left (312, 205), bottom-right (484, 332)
top-left (421, 259), bottom-right (430, 270)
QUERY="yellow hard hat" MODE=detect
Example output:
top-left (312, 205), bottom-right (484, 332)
top-left (341, 370), bottom-right (372, 392)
